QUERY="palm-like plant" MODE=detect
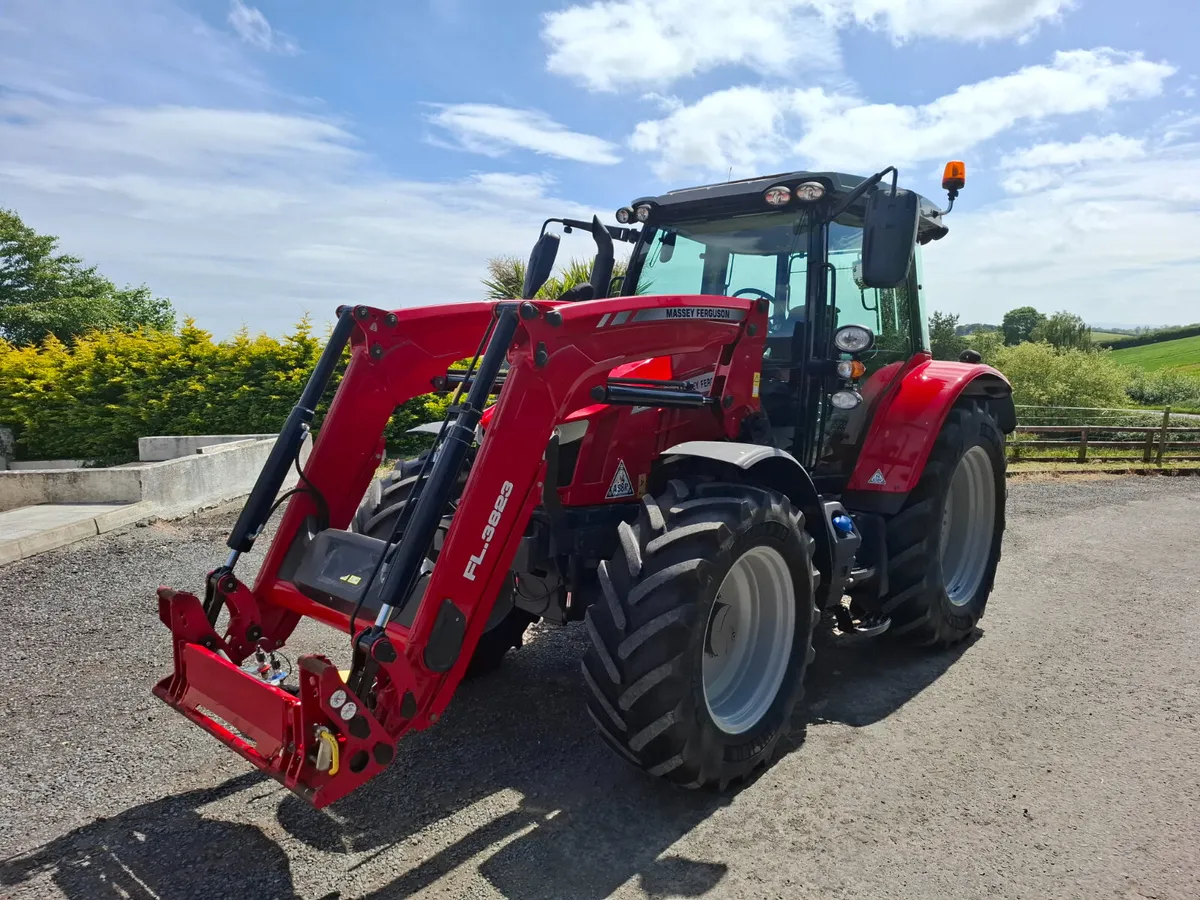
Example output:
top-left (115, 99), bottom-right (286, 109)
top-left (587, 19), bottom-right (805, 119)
top-left (482, 255), bottom-right (634, 301)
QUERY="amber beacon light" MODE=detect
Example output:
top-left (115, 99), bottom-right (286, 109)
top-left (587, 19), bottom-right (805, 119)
top-left (942, 161), bottom-right (966, 193)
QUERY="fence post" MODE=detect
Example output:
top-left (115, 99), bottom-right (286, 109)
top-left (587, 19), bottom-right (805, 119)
top-left (1143, 430), bottom-right (1154, 463)
top-left (1077, 426), bottom-right (1088, 462)
top-left (1156, 407), bottom-right (1171, 465)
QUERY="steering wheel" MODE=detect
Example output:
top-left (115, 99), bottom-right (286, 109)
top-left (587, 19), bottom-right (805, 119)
top-left (732, 287), bottom-right (775, 304)
top-left (731, 287), bottom-right (784, 332)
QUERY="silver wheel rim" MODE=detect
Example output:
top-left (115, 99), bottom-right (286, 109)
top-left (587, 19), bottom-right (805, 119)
top-left (939, 445), bottom-right (996, 606)
top-left (702, 545), bottom-right (796, 735)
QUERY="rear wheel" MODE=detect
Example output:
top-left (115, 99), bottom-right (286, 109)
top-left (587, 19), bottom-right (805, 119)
top-left (880, 400), bottom-right (1006, 647)
top-left (582, 480), bottom-right (818, 788)
top-left (353, 459), bottom-right (536, 676)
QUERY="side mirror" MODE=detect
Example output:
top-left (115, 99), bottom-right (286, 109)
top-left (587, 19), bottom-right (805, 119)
top-left (522, 232), bottom-right (560, 299)
top-left (860, 187), bottom-right (918, 289)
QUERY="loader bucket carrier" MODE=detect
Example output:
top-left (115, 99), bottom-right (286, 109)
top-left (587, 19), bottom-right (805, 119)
top-left (154, 160), bottom-right (1017, 808)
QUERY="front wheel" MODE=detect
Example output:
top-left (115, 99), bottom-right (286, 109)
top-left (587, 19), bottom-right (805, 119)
top-left (880, 399), bottom-right (1007, 647)
top-left (582, 480), bottom-right (818, 789)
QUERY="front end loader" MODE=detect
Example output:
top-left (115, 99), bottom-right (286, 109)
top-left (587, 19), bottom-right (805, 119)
top-left (153, 161), bottom-right (1015, 807)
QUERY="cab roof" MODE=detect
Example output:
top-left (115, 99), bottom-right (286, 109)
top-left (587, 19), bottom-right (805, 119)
top-left (631, 170), bottom-right (950, 244)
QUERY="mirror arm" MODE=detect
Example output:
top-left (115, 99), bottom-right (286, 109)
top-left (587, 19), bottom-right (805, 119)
top-left (829, 166), bottom-right (897, 221)
top-left (589, 215), bottom-right (615, 299)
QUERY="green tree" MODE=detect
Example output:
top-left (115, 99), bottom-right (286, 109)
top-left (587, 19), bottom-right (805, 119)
top-left (1001, 305), bottom-right (1046, 346)
top-left (1031, 310), bottom-right (1091, 350)
top-left (928, 310), bottom-right (969, 360)
top-left (0, 208), bottom-right (175, 345)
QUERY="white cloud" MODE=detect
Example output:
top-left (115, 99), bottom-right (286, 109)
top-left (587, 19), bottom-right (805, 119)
top-left (630, 88), bottom-right (850, 180)
top-left (0, 97), bottom-right (358, 168)
top-left (922, 143), bottom-right (1200, 327)
top-left (542, 0), bottom-right (1076, 93)
top-left (541, 0), bottom-right (841, 93)
top-left (817, 0), bottom-right (1075, 42)
top-left (426, 104), bottom-right (622, 165)
top-left (999, 133), bottom-right (1145, 193)
top-left (1, 0), bottom-right (266, 105)
top-left (227, 0), bottom-right (298, 55)
top-left (0, 92), bottom-right (603, 338)
top-left (1002, 133), bottom-right (1146, 169)
top-left (631, 49), bottom-right (1175, 178)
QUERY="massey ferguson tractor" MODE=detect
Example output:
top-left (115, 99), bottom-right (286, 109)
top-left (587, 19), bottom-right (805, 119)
top-left (153, 161), bottom-right (1014, 807)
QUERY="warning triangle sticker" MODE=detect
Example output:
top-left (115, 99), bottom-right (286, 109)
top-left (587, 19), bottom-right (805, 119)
top-left (868, 469), bottom-right (886, 486)
top-left (606, 460), bottom-right (635, 499)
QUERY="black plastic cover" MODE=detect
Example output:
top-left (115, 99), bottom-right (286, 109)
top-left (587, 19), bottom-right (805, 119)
top-left (291, 528), bottom-right (422, 630)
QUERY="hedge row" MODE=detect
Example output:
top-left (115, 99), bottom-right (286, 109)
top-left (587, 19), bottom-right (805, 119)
top-left (1095, 322), bottom-right (1200, 350)
top-left (0, 318), bottom-right (449, 464)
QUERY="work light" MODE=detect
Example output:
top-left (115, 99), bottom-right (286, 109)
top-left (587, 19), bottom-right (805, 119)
top-left (833, 324), bottom-right (875, 354)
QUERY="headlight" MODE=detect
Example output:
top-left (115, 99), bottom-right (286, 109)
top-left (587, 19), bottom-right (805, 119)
top-left (831, 390), bottom-right (863, 410)
top-left (833, 324), bottom-right (875, 354)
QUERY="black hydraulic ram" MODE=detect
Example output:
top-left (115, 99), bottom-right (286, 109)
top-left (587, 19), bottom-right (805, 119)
top-left (590, 383), bottom-right (714, 409)
top-left (352, 303), bottom-right (521, 676)
top-left (226, 305), bottom-right (358, 559)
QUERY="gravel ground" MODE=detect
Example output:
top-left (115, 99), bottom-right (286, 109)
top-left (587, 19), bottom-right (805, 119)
top-left (1, 475), bottom-right (1198, 900)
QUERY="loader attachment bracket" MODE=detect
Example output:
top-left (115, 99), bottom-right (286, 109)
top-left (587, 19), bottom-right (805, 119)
top-left (154, 586), bottom-right (397, 808)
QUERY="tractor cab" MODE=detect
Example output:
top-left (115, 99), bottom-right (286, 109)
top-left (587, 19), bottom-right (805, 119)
top-left (528, 169), bottom-right (955, 483)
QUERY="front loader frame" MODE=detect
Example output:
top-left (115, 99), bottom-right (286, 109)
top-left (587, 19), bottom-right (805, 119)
top-left (154, 294), bottom-right (769, 807)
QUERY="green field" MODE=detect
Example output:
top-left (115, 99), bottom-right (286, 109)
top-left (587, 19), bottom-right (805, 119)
top-left (1110, 333), bottom-right (1200, 372)
top-left (1090, 330), bottom-right (1131, 342)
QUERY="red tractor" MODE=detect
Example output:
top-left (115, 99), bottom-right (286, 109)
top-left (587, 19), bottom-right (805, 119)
top-left (153, 161), bottom-right (1013, 807)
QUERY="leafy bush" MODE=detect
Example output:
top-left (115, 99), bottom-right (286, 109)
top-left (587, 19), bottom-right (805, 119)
top-left (988, 341), bottom-right (1131, 409)
top-left (969, 329), bottom-right (1005, 362)
top-left (0, 318), bottom-right (444, 464)
top-left (1124, 368), bottom-right (1200, 410)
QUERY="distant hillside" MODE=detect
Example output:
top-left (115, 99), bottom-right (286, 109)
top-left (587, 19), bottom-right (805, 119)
top-left (1095, 323), bottom-right (1200, 350)
top-left (1111, 333), bottom-right (1200, 372)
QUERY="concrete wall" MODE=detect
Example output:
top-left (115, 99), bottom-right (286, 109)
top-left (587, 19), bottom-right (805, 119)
top-left (0, 427), bottom-right (12, 471)
top-left (0, 434), bottom-right (310, 515)
top-left (138, 434), bottom-right (279, 462)
top-left (9, 460), bottom-right (88, 470)
top-left (0, 466), bottom-right (142, 510)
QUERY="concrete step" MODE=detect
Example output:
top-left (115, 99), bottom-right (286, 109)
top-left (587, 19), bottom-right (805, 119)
top-left (0, 502), bottom-right (154, 566)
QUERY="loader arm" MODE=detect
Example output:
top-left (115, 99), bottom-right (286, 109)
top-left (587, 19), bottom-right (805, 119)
top-left (154, 294), bottom-right (768, 808)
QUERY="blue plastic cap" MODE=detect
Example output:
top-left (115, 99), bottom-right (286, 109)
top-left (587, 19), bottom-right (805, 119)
top-left (831, 514), bottom-right (854, 534)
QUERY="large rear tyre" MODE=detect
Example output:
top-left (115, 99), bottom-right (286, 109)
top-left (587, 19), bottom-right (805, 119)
top-left (880, 399), bottom-right (1006, 648)
top-left (582, 480), bottom-right (818, 789)
top-left (353, 458), bottom-right (536, 677)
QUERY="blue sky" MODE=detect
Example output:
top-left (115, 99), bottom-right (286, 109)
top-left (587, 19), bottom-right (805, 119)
top-left (1, 0), bottom-right (1197, 337)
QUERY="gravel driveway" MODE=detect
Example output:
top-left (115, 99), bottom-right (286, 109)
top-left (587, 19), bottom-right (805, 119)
top-left (1, 475), bottom-right (1198, 900)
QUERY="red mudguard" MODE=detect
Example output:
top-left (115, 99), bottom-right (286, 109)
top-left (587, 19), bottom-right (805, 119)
top-left (847, 355), bottom-right (1011, 496)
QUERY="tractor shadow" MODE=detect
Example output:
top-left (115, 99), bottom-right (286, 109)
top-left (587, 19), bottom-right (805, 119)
top-left (802, 619), bottom-right (985, 728)
top-left (275, 624), bottom-right (733, 899)
top-left (0, 772), bottom-right (297, 900)
top-left (0, 622), bottom-right (979, 900)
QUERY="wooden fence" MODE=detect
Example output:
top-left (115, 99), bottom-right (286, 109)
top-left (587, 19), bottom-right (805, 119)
top-left (1007, 406), bottom-right (1200, 463)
